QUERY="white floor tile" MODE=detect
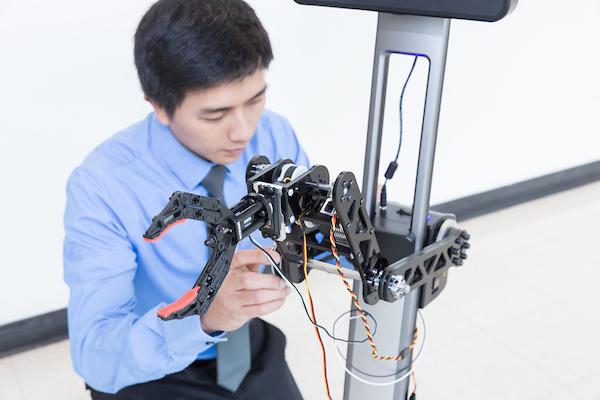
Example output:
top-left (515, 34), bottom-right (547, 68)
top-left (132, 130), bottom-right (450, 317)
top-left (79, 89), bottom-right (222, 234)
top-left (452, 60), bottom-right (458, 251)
top-left (0, 358), bottom-right (24, 400)
top-left (8, 341), bottom-right (88, 400)
top-left (416, 331), bottom-right (565, 400)
top-left (537, 374), bottom-right (600, 400)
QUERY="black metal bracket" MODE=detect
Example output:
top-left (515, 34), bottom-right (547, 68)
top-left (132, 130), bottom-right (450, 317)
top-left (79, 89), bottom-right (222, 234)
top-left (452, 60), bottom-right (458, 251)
top-left (379, 227), bottom-right (470, 307)
top-left (332, 171), bottom-right (383, 305)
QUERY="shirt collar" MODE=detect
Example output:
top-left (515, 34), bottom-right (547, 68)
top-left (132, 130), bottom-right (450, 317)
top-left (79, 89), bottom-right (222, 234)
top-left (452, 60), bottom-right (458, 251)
top-left (149, 113), bottom-right (217, 190)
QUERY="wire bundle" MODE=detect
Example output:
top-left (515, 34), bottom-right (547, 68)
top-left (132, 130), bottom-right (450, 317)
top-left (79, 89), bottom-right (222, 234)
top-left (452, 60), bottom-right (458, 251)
top-left (329, 213), bottom-right (418, 361)
top-left (300, 226), bottom-right (333, 400)
top-left (250, 212), bottom-right (424, 397)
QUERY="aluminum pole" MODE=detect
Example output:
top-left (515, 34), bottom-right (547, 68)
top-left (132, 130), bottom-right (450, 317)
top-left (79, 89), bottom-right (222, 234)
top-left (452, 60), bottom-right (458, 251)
top-left (345, 13), bottom-right (450, 400)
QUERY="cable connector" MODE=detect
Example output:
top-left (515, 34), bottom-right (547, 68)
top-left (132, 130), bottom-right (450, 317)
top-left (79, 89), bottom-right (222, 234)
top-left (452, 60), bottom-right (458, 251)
top-left (384, 161), bottom-right (398, 180)
top-left (380, 161), bottom-right (396, 210)
top-left (379, 184), bottom-right (388, 210)
top-left (409, 393), bottom-right (417, 400)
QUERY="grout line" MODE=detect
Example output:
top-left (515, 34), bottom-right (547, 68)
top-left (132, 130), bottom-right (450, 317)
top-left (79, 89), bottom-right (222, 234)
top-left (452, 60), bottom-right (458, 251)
top-left (7, 357), bottom-right (27, 400)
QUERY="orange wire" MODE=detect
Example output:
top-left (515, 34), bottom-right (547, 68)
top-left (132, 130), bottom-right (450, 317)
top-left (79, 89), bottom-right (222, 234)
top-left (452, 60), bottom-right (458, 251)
top-left (329, 213), bottom-right (418, 361)
top-left (411, 371), bottom-right (417, 396)
top-left (301, 222), bottom-right (333, 400)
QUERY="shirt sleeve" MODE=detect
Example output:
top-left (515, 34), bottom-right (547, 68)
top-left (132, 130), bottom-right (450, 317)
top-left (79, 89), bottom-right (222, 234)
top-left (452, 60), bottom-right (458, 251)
top-left (63, 168), bottom-right (226, 394)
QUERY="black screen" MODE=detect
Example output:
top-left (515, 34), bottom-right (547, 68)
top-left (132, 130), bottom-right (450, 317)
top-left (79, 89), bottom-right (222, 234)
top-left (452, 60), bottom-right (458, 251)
top-left (294, 0), bottom-right (517, 22)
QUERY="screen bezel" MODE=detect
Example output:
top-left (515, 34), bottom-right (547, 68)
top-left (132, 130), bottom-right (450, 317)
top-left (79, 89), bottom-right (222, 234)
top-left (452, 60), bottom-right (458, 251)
top-left (293, 0), bottom-right (518, 22)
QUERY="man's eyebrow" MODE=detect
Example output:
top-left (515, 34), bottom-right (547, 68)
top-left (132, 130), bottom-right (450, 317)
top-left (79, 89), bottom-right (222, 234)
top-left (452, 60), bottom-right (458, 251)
top-left (197, 85), bottom-right (268, 116)
top-left (199, 106), bottom-right (231, 115)
top-left (246, 85), bottom-right (268, 103)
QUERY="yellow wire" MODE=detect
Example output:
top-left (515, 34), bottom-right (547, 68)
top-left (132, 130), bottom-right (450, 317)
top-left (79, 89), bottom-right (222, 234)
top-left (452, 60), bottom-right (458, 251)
top-left (329, 213), bottom-right (418, 361)
top-left (300, 220), bottom-right (333, 400)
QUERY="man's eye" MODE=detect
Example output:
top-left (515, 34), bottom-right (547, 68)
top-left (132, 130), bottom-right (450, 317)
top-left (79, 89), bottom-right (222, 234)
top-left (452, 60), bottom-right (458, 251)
top-left (249, 96), bottom-right (264, 105)
top-left (203, 115), bottom-right (225, 122)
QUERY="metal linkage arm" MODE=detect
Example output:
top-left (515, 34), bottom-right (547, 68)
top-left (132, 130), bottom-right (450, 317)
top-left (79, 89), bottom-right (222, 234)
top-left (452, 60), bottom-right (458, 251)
top-left (378, 228), bottom-right (470, 307)
top-left (144, 191), bottom-right (270, 320)
top-left (143, 191), bottom-right (225, 242)
top-left (156, 228), bottom-right (237, 321)
top-left (331, 171), bottom-right (384, 305)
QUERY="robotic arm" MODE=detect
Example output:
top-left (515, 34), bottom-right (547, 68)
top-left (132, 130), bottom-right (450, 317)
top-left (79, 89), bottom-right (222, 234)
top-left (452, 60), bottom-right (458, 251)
top-left (144, 156), bottom-right (470, 321)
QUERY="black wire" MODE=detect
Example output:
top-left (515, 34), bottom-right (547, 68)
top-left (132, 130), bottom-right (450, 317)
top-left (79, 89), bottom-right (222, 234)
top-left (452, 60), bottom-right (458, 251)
top-left (393, 56), bottom-right (419, 164)
top-left (381, 56), bottom-right (420, 207)
top-left (251, 236), bottom-right (426, 381)
top-left (332, 308), bottom-right (426, 379)
top-left (249, 235), bottom-right (378, 344)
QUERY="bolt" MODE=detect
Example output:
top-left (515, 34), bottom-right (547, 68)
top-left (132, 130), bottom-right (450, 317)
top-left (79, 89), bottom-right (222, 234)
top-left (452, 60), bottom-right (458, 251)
top-left (460, 252), bottom-right (468, 260)
top-left (387, 276), bottom-right (411, 299)
top-left (461, 231), bottom-right (471, 240)
top-left (462, 242), bottom-right (471, 249)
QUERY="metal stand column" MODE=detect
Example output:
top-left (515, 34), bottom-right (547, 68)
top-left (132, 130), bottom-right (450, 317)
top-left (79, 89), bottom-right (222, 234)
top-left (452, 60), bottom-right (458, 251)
top-left (345, 13), bottom-right (450, 400)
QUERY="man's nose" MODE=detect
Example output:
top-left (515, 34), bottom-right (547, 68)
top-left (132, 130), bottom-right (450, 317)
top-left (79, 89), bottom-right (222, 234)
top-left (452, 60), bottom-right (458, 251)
top-left (227, 109), bottom-right (254, 143)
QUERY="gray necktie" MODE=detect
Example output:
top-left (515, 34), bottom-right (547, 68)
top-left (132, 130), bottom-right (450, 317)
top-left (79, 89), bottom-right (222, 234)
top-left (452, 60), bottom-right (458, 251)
top-left (202, 164), bottom-right (251, 392)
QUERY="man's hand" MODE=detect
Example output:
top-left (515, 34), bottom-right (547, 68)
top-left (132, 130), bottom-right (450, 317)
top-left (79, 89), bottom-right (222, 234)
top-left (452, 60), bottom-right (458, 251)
top-left (200, 249), bottom-right (290, 333)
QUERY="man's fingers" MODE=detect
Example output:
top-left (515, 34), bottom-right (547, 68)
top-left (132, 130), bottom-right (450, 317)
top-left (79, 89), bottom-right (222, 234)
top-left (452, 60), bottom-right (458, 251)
top-left (246, 263), bottom-right (267, 273)
top-left (245, 260), bottom-right (281, 273)
top-left (238, 287), bottom-right (290, 306)
top-left (231, 249), bottom-right (281, 271)
top-left (233, 271), bottom-right (286, 291)
top-left (243, 299), bottom-right (286, 318)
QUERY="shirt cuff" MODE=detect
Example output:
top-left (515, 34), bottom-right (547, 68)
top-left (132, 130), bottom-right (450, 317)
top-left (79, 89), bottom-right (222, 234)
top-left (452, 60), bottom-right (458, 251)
top-left (161, 307), bottom-right (227, 356)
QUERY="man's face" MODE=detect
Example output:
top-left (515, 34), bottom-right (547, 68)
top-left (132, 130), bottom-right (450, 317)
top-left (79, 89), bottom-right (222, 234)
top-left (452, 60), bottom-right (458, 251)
top-left (153, 69), bottom-right (267, 165)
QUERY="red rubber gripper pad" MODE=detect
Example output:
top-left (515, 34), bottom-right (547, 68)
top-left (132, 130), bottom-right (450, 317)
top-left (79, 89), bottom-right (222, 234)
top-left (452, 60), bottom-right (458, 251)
top-left (157, 286), bottom-right (199, 320)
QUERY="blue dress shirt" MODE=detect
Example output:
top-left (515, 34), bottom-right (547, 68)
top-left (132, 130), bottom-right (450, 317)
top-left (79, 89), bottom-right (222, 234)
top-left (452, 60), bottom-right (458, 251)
top-left (63, 110), bottom-right (309, 393)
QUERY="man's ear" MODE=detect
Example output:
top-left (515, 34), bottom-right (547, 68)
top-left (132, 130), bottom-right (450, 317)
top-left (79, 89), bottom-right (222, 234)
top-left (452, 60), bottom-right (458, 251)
top-left (146, 96), bottom-right (171, 126)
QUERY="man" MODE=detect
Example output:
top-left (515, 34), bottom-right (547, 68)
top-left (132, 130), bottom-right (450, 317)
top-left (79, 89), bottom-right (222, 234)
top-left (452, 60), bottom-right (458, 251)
top-left (63, 0), bottom-right (308, 398)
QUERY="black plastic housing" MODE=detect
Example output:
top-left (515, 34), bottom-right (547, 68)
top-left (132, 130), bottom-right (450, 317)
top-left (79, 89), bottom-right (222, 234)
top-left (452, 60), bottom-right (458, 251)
top-left (373, 202), bottom-right (455, 306)
top-left (294, 0), bottom-right (518, 22)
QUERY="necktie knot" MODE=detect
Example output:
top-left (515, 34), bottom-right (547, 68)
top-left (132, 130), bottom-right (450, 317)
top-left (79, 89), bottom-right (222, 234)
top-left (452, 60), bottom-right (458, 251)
top-left (202, 165), bottom-right (227, 200)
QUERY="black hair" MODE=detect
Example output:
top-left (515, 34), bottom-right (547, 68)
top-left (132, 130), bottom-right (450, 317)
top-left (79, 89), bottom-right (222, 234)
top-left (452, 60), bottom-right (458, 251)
top-left (134, 0), bottom-right (273, 117)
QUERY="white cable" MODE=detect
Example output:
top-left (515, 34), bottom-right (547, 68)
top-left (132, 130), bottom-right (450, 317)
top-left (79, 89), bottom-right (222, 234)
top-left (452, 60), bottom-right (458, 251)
top-left (249, 236), bottom-right (294, 287)
top-left (251, 235), bottom-right (427, 387)
top-left (331, 310), bottom-right (425, 386)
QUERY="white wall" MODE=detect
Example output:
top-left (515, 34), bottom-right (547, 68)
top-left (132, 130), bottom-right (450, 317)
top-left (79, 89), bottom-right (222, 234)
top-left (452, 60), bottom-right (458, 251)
top-left (0, 0), bottom-right (598, 325)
